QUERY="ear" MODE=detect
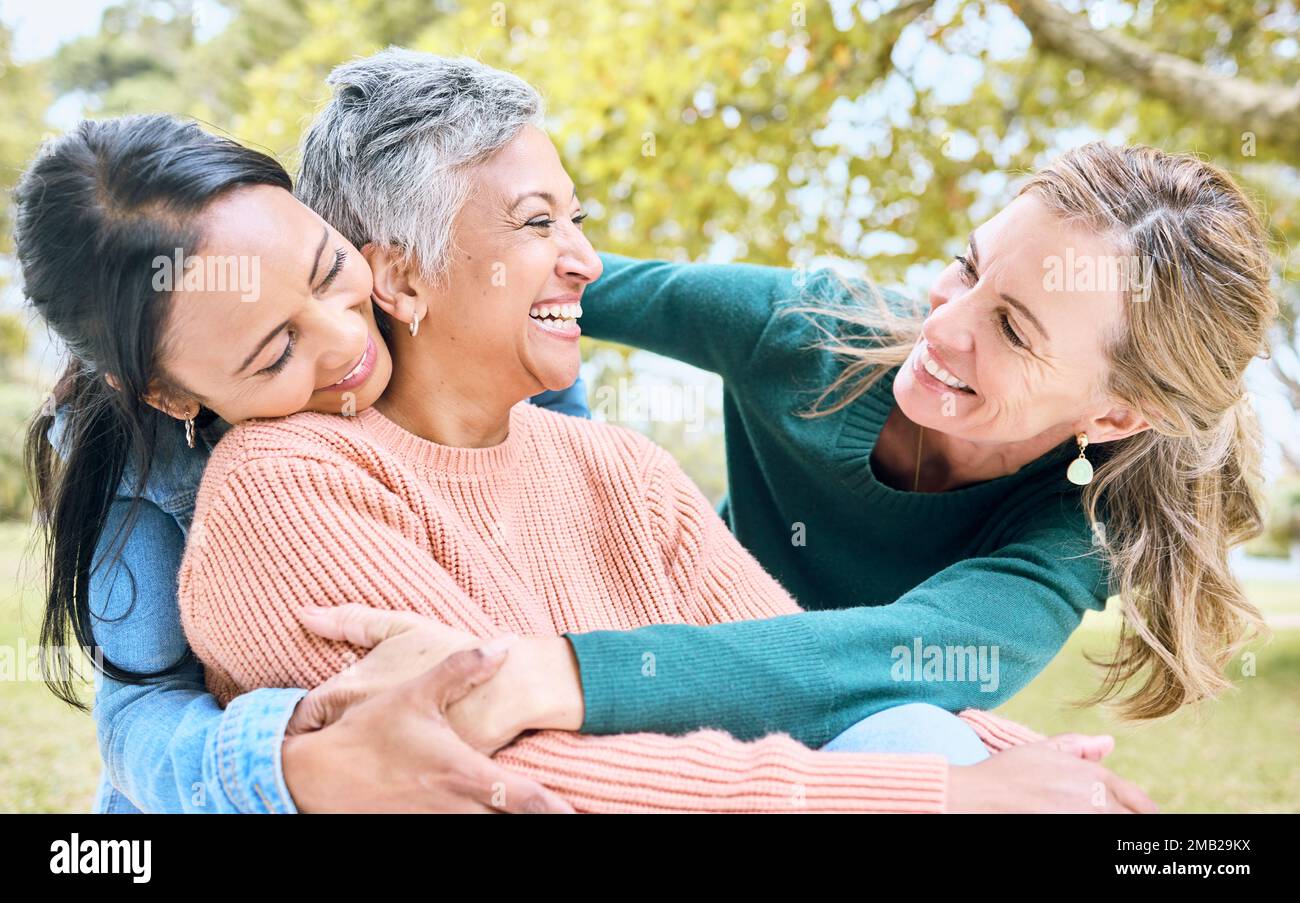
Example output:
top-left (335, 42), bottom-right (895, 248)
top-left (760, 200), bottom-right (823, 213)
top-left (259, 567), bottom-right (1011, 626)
top-left (1082, 404), bottom-right (1150, 445)
top-left (362, 242), bottom-right (426, 330)
top-left (140, 381), bottom-right (198, 422)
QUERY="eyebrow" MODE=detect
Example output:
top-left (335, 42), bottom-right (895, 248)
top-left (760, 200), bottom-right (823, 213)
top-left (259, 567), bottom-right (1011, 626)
top-left (509, 187), bottom-right (578, 211)
top-left (968, 231), bottom-right (1050, 342)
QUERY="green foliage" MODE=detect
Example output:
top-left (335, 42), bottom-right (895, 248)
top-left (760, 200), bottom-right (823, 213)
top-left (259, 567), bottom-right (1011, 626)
top-left (0, 26), bottom-right (53, 269)
top-left (1247, 474), bottom-right (1300, 558)
top-left (2, 0), bottom-right (1298, 507)
top-left (0, 380), bottom-right (40, 522)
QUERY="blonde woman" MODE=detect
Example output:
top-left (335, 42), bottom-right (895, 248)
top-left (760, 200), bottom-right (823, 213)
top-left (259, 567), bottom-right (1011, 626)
top-left (490, 141), bottom-right (1275, 743)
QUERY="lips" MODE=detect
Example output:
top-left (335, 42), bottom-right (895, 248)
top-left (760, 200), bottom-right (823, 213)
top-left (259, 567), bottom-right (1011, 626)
top-left (915, 340), bottom-right (976, 395)
top-left (528, 295), bottom-right (583, 339)
top-left (322, 335), bottom-right (376, 393)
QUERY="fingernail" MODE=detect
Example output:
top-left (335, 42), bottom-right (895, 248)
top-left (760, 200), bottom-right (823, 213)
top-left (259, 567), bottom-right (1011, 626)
top-left (296, 606), bottom-right (327, 618)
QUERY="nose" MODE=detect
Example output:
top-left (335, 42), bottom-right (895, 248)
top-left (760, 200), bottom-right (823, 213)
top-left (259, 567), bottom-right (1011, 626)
top-left (923, 290), bottom-right (976, 355)
top-left (556, 225), bottom-right (603, 285)
top-left (308, 294), bottom-right (369, 371)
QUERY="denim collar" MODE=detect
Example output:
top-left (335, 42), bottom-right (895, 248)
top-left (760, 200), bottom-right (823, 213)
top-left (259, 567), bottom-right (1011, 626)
top-left (47, 405), bottom-right (229, 535)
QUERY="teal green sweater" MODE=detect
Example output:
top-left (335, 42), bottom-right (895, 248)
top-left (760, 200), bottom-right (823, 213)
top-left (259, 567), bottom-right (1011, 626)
top-left (567, 253), bottom-right (1110, 747)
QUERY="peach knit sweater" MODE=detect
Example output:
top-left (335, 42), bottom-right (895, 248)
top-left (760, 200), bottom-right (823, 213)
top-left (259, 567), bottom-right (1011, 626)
top-left (178, 402), bottom-right (1042, 813)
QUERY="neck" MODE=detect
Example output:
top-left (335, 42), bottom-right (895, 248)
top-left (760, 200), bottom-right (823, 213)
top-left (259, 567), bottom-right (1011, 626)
top-left (373, 332), bottom-right (523, 448)
top-left (874, 406), bottom-right (1071, 492)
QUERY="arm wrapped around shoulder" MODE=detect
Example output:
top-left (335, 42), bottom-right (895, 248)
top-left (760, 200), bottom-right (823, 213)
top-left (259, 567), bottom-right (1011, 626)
top-left (178, 446), bottom-right (495, 705)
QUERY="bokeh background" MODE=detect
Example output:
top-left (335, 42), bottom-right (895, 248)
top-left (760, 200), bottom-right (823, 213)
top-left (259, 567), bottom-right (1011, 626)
top-left (0, 0), bottom-right (1296, 812)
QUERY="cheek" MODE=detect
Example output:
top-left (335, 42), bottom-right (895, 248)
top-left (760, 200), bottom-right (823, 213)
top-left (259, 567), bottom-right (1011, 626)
top-left (253, 375), bottom-right (320, 419)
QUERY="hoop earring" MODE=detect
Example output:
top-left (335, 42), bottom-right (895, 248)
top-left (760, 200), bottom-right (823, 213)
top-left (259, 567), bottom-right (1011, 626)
top-left (185, 416), bottom-right (196, 449)
top-left (1066, 432), bottom-right (1093, 485)
top-left (409, 311), bottom-right (420, 338)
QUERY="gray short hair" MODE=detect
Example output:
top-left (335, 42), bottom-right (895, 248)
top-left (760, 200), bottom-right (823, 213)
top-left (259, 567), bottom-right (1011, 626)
top-left (296, 48), bottom-right (544, 281)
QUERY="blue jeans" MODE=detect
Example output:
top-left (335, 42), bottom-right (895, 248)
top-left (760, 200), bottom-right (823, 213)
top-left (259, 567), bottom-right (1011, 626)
top-left (822, 702), bottom-right (990, 765)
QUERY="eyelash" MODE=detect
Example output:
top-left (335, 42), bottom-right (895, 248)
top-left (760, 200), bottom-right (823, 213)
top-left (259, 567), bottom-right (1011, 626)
top-left (527, 212), bottom-right (588, 230)
top-left (259, 328), bottom-right (297, 376)
top-left (318, 248), bottom-right (346, 292)
top-left (953, 254), bottom-right (1026, 350)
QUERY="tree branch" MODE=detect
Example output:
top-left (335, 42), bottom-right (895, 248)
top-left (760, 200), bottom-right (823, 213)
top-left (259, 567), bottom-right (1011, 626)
top-left (1011, 0), bottom-right (1300, 148)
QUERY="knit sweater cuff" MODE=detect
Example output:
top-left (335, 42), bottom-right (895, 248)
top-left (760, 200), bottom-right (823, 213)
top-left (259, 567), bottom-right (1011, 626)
top-left (496, 730), bottom-right (951, 813)
top-left (565, 613), bottom-right (836, 742)
top-left (956, 708), bottom-right (1045, 752)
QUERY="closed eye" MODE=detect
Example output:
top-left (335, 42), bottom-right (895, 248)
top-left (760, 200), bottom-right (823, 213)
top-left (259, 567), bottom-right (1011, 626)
top-left (258, 329), bottom-right (297, 376)
top-left (956, 253), bottom-right (1027, 349)
top-left (527, 211), bottom-right (588, 230)
top-left (954, 254), bottom-right (977, 287)
top-left (997, 312), bottom-right (1026, 349)
top-left (316, 248), bottom-right (346, 292)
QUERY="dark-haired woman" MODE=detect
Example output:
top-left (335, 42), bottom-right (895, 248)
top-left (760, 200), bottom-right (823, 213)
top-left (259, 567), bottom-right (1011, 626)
top-left (23, 114), bottom-right (580, 813)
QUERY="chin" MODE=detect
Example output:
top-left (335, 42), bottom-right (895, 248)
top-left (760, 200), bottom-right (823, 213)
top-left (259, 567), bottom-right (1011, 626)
top-left (529, 351), bottom-right (582, 393)
top-left (539, 366), bottom-right (581, 393)
top-left (893, 377), bottom-right (949, 431)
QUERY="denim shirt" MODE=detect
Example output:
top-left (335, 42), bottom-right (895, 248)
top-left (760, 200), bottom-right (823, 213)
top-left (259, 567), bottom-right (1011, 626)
top-left (51, 379), bottom-right (590, 814)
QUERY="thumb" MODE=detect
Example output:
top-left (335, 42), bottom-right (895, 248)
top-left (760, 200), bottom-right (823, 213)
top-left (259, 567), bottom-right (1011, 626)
top-left (1043, 733), bottom-right (1114, 761)
top-left (286, 684), bottom-right (364, 735)
top-left (295, 603), bottom-right (426, 649)
top-left (409, 637), bottom-right (517, 713)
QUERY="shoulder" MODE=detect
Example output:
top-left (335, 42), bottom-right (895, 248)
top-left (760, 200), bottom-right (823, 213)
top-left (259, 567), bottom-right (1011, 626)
top-left (195, 411), bottom-right (380, 516)
top-left (515, 402), bottom-right (675, 490)
top-left (204, 411), bottom-right (370, 475)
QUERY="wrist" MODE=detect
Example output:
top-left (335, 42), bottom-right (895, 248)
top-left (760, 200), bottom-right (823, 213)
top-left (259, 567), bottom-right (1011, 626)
top-left (517, 636), bottom-right (585, 731)
top-left (280, 731), bottom-right (321, 814)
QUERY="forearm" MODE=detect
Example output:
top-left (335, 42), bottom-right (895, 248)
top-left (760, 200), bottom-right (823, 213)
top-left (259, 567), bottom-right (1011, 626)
top-left (495, 728), bottom-right (949, 813)
top-left (582, 254), bottom-right (790, 377)
top-left (96, 675), bottom-right (304, 813)
top-left (566, 500), bottom-right (1096, 747)
top-left (90, 497), bottom-right (305, 813)
top-left (567, 597), bottom-right (1074, 747)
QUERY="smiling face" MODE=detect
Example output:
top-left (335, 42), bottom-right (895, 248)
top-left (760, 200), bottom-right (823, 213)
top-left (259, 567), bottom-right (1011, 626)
top-left (153, 184), bottom-right (392, 424)
top-left (377, 125), bottom-right (601, 403)
top-left (893, 192), bottom-right (1137, 447)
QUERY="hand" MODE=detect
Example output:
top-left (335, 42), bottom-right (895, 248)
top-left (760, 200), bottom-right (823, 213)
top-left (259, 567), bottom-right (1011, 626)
top-left (947, 733), bottom-right (1159, 813)
top-left (281, 645), bottom-right (574, 813)
top-left (288, 603), bottom-right (495, 734)
top-left (445, 636), bottom-right (586, 754)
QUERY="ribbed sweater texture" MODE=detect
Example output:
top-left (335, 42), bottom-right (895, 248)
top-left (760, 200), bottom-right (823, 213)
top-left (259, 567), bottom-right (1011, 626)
top-left (179, 403), bottom-right (1042, 813)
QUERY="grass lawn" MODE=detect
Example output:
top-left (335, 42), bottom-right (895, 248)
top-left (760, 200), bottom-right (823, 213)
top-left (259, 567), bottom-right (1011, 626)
top-left (1, 520), bottom-right (1296, 813)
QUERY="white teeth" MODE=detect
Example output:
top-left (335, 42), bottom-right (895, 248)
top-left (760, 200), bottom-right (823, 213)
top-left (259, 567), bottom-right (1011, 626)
top-left (529, 303), bottom-right (583, 323)
top-left (333, 353), bottom-right (366, 386)
top-left (921, 344), bottom-right (971, 391)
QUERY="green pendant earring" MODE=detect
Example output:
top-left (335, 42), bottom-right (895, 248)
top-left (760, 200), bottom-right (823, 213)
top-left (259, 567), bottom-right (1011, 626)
top-left (1067, 432), bottom-right (1094, 486)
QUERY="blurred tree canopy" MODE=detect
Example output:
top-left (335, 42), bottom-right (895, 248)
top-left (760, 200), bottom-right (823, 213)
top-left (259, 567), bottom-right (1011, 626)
top-left (3, 0), bottom-right (1298, 491)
